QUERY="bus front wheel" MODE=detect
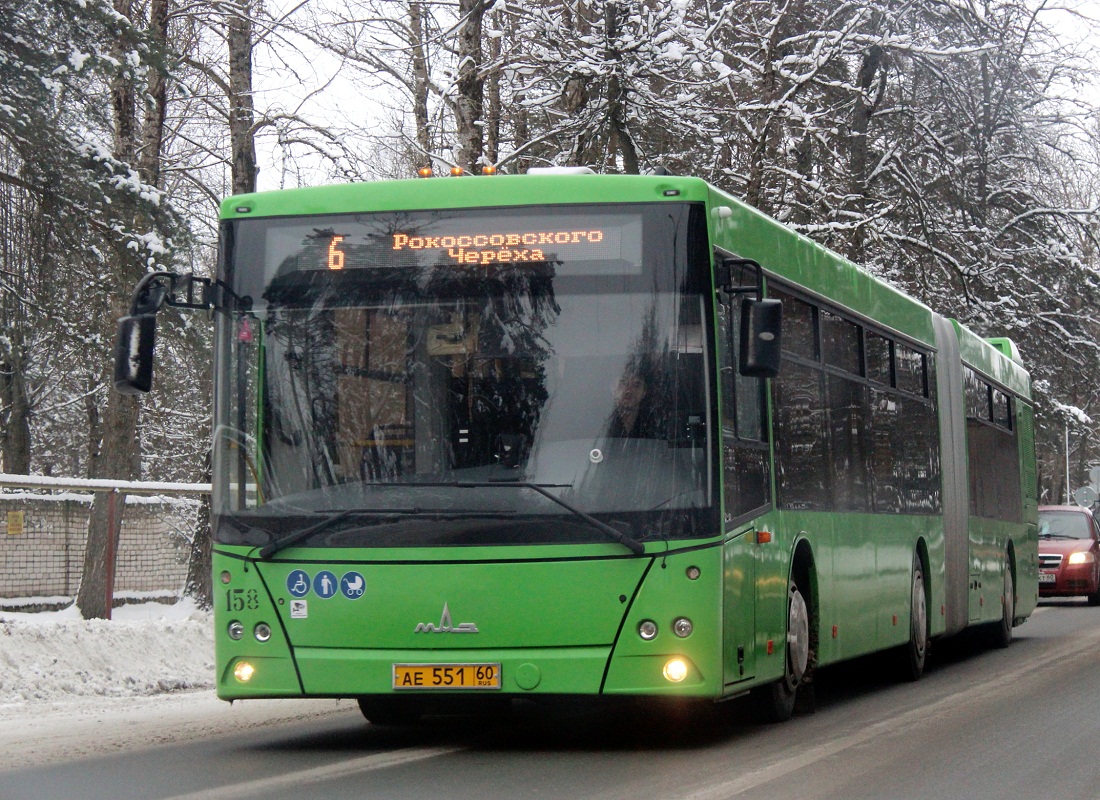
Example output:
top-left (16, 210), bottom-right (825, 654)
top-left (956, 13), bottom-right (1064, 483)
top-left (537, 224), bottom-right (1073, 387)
top-left (754, 580), bottom-right (810, 723)
top-left (357, 696), bottom-right (423, 726)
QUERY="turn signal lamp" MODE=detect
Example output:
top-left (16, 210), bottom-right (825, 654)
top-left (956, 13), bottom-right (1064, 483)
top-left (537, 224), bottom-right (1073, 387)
top-left (662, 658), bottom-right (688, 683)
top-left (233, 661), bottom-right (256, 683)
top-left (417, 166), bottom-right (433, 178)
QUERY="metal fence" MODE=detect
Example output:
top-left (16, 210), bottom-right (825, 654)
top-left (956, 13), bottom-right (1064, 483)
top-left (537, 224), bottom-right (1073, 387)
top-left (0, 474), bottom-right (211, 614)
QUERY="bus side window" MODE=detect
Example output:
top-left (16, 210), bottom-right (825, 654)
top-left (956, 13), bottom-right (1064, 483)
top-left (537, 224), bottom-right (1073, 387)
top-left (719, 296), bottom-right (771, 523)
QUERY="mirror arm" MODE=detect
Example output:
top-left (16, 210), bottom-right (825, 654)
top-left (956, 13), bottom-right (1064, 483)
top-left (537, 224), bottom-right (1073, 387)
top-left (129, 271), bottom-right (174, 316)
top-left (717, 258), bottom-right (765, 299)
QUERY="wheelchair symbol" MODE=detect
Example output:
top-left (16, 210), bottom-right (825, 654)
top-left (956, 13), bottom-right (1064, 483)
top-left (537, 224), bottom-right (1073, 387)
top-left (286, 569), bottom-right (311, 598)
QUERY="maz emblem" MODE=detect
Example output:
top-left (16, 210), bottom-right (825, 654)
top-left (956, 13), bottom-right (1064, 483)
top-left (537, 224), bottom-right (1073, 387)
top-left (414, 602), bottom-right (479, 634)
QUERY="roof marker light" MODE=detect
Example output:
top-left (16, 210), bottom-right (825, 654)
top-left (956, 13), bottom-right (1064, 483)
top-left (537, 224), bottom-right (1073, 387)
top-left (417, 167), bottom-right (433, 178)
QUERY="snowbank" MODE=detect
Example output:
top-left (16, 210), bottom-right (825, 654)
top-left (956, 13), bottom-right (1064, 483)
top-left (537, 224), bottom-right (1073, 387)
top-left (0, 599), bottom-right (213, 705)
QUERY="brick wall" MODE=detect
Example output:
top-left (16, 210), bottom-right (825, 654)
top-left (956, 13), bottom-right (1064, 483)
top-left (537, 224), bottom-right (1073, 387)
top-left (0, 492), bottom-right (200, 602)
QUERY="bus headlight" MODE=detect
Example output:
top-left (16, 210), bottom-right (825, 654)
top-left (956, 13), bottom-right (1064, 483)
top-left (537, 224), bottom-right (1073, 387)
top-left (662, 658), bottom-right (689, 683)
top-left (233, 661), bottom-right (256, 683)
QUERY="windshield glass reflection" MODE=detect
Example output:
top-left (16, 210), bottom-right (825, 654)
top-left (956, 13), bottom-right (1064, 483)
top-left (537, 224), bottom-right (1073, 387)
top-left (213, 203), bottom-right (716, 548)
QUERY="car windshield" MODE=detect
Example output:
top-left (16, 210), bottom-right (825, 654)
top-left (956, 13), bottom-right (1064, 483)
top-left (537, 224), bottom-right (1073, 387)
top-left (212, 202), bottom-right (718, 548)
top-left (1038, 510), bottom-right (1093, 539)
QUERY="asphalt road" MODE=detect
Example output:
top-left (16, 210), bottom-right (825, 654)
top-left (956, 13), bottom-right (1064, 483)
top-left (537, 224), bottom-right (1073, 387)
top-left (6, 599), bottom-right (1100, 800)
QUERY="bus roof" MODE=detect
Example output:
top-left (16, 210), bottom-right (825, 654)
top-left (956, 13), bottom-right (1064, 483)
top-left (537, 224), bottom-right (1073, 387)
top-left (218, 174), bottom-right (712, 220)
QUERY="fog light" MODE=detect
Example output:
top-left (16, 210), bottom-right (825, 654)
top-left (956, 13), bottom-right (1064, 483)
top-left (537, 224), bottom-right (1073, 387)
top-left (227, 621), bottom-right (244, 640)
top-left (233, 661), bottom-right (255, 683)
top-left (638, 620), bottom-right (658, 640)
top-left (672, 617), bottom-right (693, 638)
top-left (254, 623), bottom-right (272, 642)
top-left (663, 658), bottom-right (688, 682)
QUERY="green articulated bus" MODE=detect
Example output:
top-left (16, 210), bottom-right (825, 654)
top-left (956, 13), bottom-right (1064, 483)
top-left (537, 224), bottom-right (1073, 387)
top-left (117, 169), bottom-right (1038, 723)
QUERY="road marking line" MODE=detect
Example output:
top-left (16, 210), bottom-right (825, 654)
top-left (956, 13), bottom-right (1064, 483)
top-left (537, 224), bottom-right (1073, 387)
top-left (160, 745), bottom-right (463, 800)
top-left (681, 626), bottom-right (1100, 799)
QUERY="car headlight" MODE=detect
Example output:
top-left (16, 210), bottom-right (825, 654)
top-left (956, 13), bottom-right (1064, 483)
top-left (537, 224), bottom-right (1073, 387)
top-left (1068, 551), bottom-right (1095, 565)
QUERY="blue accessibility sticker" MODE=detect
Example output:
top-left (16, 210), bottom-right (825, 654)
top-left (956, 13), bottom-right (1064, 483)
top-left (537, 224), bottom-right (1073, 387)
top-left (341, 572), bottom-right (365, 599)
top-left (286, 569), bottom-right (311, 598)
top-left (313, 570), bottom-right (338, 599)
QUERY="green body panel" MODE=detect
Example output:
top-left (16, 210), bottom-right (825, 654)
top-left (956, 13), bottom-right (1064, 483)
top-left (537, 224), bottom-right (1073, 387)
top-left (705, 186), bottom-right (936, 346)
top-left (215, 542), bottom-right (727, 700)
top-left (213, 174), bottom-right (1037, 705)
top-left (954, 322), bottom-right (1031, 398)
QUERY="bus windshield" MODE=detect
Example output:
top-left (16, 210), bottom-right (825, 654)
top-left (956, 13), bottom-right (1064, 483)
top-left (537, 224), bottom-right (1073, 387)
top-left (212, 202), bottom-right (717, 549)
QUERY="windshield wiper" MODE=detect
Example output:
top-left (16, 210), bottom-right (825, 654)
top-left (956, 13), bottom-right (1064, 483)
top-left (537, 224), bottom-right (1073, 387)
top-left (257, 482), bottom-right (646, 557)
top-left (429, 479), bottom-right (646, 556)
top-left (256, 507), bottom-right (527, 558)
top-left (257, 509), bottom-right (358, 559)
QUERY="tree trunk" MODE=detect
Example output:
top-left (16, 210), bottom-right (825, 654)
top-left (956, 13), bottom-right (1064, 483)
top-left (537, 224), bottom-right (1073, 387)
top-left (0, 347), bottom-right (32, 474)
top-left (78, 0), bottom-right (170, 619)
top-left (185, 452), bottom-right (213, 609)
top-left (453, 0), bottom-right (484, 173)
top-left (604, 2), bottom-right (639, 174)
top-left (409, 1), bottom-right (433, 161)
top-left (228, 0), bottom-right (258, 195)
top-left (847, 43), bottom-right (885, 264)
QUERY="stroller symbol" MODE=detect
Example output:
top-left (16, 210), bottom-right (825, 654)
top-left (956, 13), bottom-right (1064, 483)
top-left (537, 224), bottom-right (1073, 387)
top-left (341, 572), bottom-right (366, 599)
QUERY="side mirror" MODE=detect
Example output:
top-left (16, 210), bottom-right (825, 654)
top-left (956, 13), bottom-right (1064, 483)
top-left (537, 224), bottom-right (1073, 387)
top-left (740, 297), bottom-right (782, 378)
top-left (114, 313), bottom-right (158, 394)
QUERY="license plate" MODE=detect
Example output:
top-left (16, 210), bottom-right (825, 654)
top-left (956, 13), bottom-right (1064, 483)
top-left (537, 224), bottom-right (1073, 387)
top-left (392, 663), bottom-right (501, 690)
top-left (1039, 572), bottom-right (1056, 584)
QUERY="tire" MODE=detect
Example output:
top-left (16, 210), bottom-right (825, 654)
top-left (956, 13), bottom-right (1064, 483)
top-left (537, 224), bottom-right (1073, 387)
top-left (991, 558), bottom-right (1014, 649)
top-left (754, 580), bottom-right (810, 723)
top-left (899, 554), bottom-right (929, 681)
top-left (357, 696), bottom-right (423, 726)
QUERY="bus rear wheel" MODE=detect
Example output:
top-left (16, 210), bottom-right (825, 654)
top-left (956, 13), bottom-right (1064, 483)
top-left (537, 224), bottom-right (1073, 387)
top-left (991, 559), bottom-right (1014, 649)
top-left (898, 554), bottom-right (928, 681)
top-left (755, 580), bottom-right (809, 723)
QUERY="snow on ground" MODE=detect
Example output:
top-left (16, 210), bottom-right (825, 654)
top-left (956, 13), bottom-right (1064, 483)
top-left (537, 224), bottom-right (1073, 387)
top-left (0, 600), bottom-right (351, 771)
top-left (0, 599), bottom-right (214, 704)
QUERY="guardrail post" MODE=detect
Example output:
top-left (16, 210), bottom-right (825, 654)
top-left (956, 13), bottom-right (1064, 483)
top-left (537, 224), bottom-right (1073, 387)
top-left (105, 489), bottom-right (119, 621)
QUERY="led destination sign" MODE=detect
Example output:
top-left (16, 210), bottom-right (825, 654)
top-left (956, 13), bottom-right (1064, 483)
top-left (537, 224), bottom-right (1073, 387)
top-left (262, 210), bottom-right (643, 278)
top-left (390, 227), bottom-right (611, 266)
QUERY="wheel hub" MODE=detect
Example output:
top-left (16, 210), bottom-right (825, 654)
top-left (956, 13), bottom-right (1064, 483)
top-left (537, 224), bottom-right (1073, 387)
top-left (787, 586), bottom-right (809, 683)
